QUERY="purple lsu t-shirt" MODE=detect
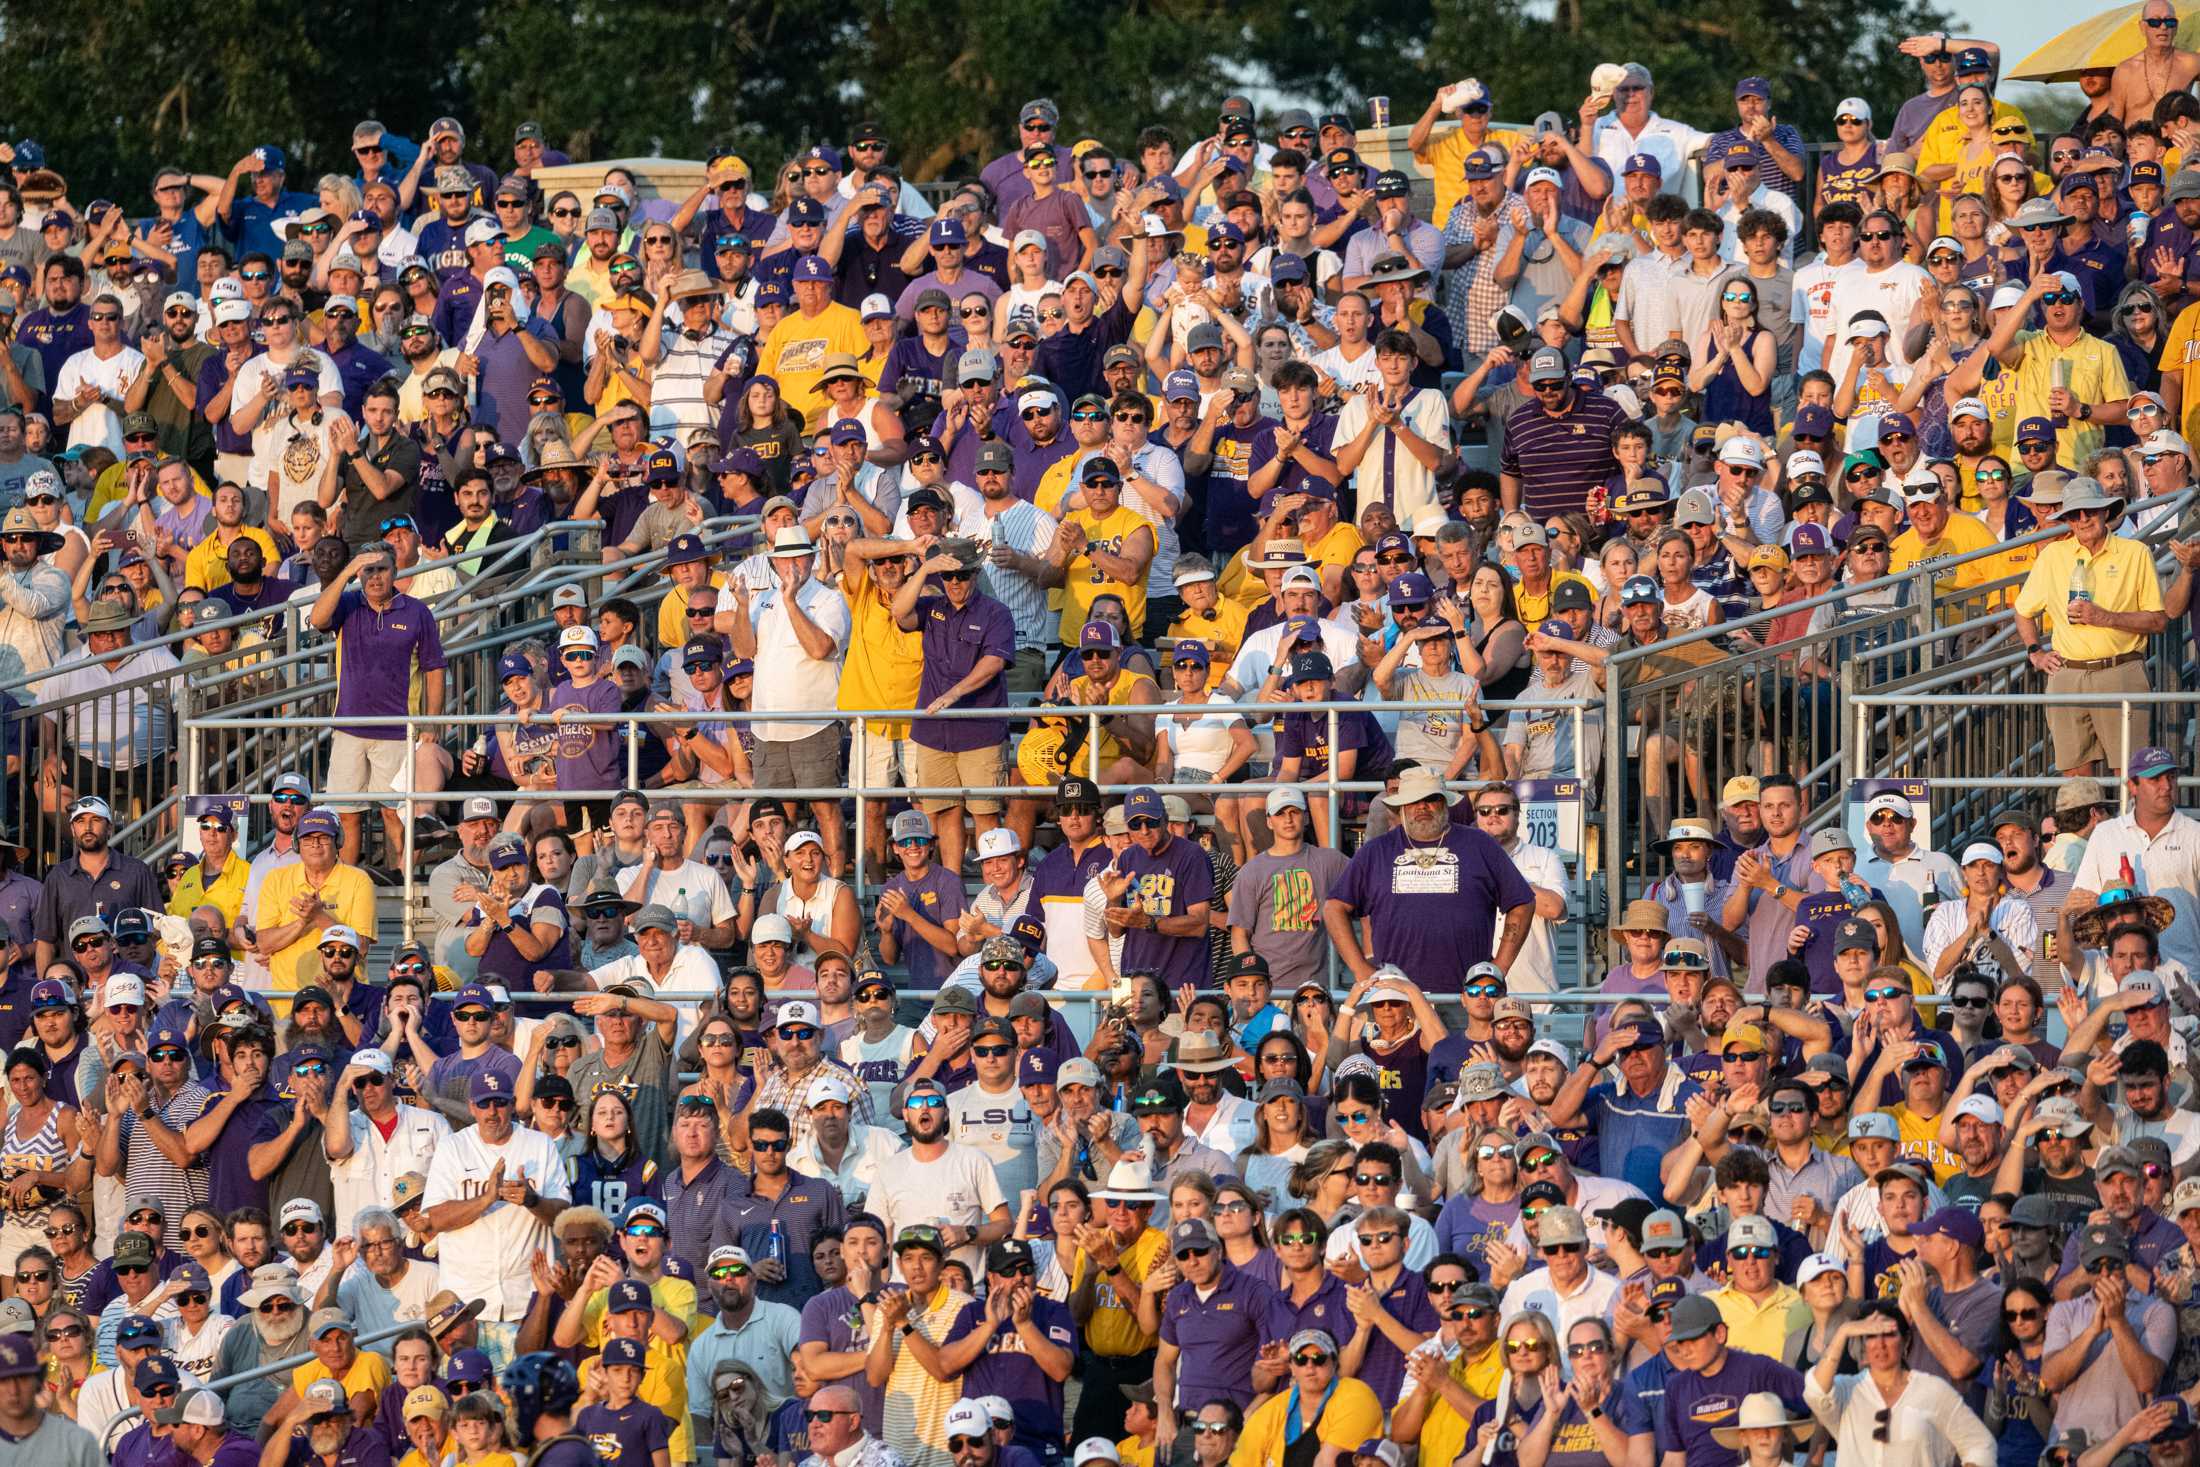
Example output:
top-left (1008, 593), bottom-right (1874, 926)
top-left (1115, 833), bottom-right (1215, 988)
top-left (883, 864), bottom-right (967, 988)
top-left (958, 1293), bottom-right (1079, 1445)
top-left (544, 675), bottom-right (624, 791)
top-left (330, 589), bottom-right (448, 739)
top-left (800, 1286), bottom-right (884, 1432)
top-left (1659, 1350), bottom-right (1807, 1467)
top-left (1329, 825), bottom-right (1534, 994)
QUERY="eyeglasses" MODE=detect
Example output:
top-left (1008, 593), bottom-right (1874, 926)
top-left (180, 1224), bottom-right (216, 1241)
top-left (13, 1269), bottom-right (51, 1284)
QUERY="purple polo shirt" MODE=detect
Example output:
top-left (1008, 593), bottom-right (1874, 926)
top-left (799, 1285), bottom-right (885, 1434)
top-left (1329, 825), bottom-right (1536, 994)
top-left (911, 590), bottom-right (1016, 752)
top-left (329, 589), bottom-right (447, 740)
top-left (1116, 834), bottom-right (1215, 988)
top-left (1658, 1349), bottom-right (1806, 1467)
top-left (1157, 1261), bottom-right (1294, 1410)
top-left (281, 1426), bottom-right (391, 1467)
top-left (194, 1082), bottom-right (289, 1215)
top-left (472, 317), bottom-right (561, 439)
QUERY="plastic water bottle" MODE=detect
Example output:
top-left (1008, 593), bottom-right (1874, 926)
top-left (767, 1218), bottom-right (787, 1271)
top-left (2070, 560), bottom-right (2091, 604)
top-left (1840, 874), bottom-right (1872, 911)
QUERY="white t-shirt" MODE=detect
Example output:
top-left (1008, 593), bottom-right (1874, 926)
top-left (1162, 694), bottom-right (1244, 774)
top-left (233, 350), bottom-right (343, 495)
top-left (56, 346), bottom-right (148, 455)
top-left (619, 859), bottom-right (740, 932)
top-left (868, 1140), bottom-right (1008, 1277)
top-left (165, 1311), bottom-right (233, 1380)
top-left (1503, 839), bottom-right (1569, 997)
top-left (1825, 261), bottom-right (1934, 390)
top-left (421, 1121), bottom-right (571, 1321)
top-left (747, 577), bottom-right (851, 740)
top-left (1792, 255), bottom-right (1863, 375)
top-left (259, 407), bottom-right (350, 525)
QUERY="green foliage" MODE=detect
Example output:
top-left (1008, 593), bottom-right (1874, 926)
top-left (0, 0), bottom-right (1956, 205)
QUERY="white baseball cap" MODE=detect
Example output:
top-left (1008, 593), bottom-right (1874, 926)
top-left (1835, 97), bottom-right (1872, 123)
top-left (1864, 792), bottom-right (1914, 820)
top-left (1074, 1443), bottom-right (1123, 1467)
top-left (774, 1000), bottom-right (822, 1029)
top-left (1951, 1093), bottom-right (2004, 1126)
top-left (104, 974), bottom-right (146, 1007)
top-left (1797, 1252), bottom-right (1846, 1287)
top-left (1717, 436), bottom-right (1765, 468)
top-left (556, 624), bottom-right (599, 651)
top-left (751, 914), bottom-right (795, 946)
top-left (1959, 841), bottom-right (2004, 866)
top-left (1785, 451), bottom-right (1825, 480)
top-left (807, 1072), bottom-right (854, 1107)
top-left (943, 1400), bottom-right (991, 1439)
top-left (279, 1198), bottom-right (324, 1227)
top-left (975, 828), bottom-right (1024, 860)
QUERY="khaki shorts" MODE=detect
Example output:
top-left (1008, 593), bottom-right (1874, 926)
top-left (912, 741), bottom-right (1006, 816)
top-left (751, 726), bottom-right (843, 791)
top-left (2046, 660), bottom-right (2151, 771)
top-left (325, 730), bottom-right (413, 812)
top-left (855, 726), bottom-right (911, 795)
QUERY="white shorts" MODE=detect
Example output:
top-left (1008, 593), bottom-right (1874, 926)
top-left (325, 730), bottom-right (412, 812)
top-left (857, 726), bottom-right (910, 795)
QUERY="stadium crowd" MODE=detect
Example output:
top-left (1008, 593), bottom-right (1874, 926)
top-left (6, 26), bottom-right (2200, 1467)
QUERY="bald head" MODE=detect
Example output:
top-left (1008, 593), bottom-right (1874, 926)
top-left (812, 1385), bottom-right (862, 1415)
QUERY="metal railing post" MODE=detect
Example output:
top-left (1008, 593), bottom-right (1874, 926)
top-left (402, 715), bottom-right (418, 943)
top-left (1601, 651), bottom-right (1628, 910)
top-left (1326, 707), bottom-right (1340, 847)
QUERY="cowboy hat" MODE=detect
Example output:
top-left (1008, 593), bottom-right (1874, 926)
top-left (2071, 886), bottom-right (2177, 950)
top-left (1247, 538), bottom-right (1310, 568)
top-left (666, 269), bottom-right (724, 304)
top-left (0, 507), bottom-right (62, 555)
top-left (1167, 1032), bottom-right (1239, 1074)
top-left (1710, 1393), bottom-right (1816, 1449)
top-left (767, 526), bottom-right (816, 559)
top-left (520, 442), bottom-right (585, 483)
top-left (1089, 1158), bottom-right (1163, 1203)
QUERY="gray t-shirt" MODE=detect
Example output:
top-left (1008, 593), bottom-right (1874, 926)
top-left (1719, 263), bottom-right (1798, 376)
top-left (567, 1027), bottom-right (677, 1166)
top-left (1227, 845), bottom-right (1352, 989)
top-left (0, 449), bottom-right (54, 510)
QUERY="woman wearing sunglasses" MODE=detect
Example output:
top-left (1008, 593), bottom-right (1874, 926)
top-left (1463, 1312), bottom-right (1562, 1466)
top-left (1805, 1301), bottom-right (1993, 1467)
top-left (37, 1303), bottom-right (95, 1413)
top-left (1233, 1324), bottom-right (1383, 1467)
top-left (0, 1046), bottom-right (85, 1284)
top-left (1432, 1124), bottom-right (1525, 1282)
top-left (1981, 1277), bottom-right (2052, 1467)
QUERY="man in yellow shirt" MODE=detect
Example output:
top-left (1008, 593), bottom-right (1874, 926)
top-left (1070, 1162), bottom-right (1168, 1442)
top-left (655, 534), bottom-right (729, 648)
top-left (2012, 477), bottom-right (2168, 775)
top-left (1047, 457), bottom-right (1154, 642)
top-left (1165, 559), bottom-right (1248, 691)
top-left (167, 803), bottom-right (249, 925)
top-left (757, 255), bottom-right (868, 431)
top-left (1407, 83), bottom-right (1525, 229)
top-left (1510, 523), bottom-right (1595, 624)
top-left (252, 809), bottom-right (378, 992)
top-left (1974, 268), bottom-right (2132, 468)
top-left (839, 537), bottom-right (925, 868)
top-left (1888, 483), bottom-right (2000, 620)
top-left (1705, 1217), bottom-right (1805, 1357)
top-left (183, 482), bottom-right (280, 593)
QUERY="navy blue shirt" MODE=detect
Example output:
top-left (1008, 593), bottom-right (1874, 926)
top-left (324, 341), bottom-right (395, 420)
top-left (1578, 1067), bottom-right (1705, 1198)
top-left (279, 1425), bottom-right (391, 1467)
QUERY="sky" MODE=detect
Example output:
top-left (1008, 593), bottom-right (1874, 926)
top-left (1943, 0), bottom-right (2105, 73)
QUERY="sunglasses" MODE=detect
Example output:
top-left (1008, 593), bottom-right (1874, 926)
top-left (180, 1224), bottom-right (216, 1241)
top-left (1567, 1340), bottom-right (1611, 1358)
top-left (1174, 1244), bottom-right (1214, 1260)
top-left (258, 1297), bottom-right (298, 1314)
top-left (1464, 981), bottom-right (1505, 997)
top-left (1504, 1339), bottom-right (1548, 1354)
top-left (1729, 1245), bottom-right (1776, 1261)
top-left (625, 1222), bottom-right (667, 1236)
top-left (1864, 987), bottom-right (1906, 1003)
top-left (1859, 230), bottom-right (1896, 242)
top-left (1768, 1098), bottom-right (1808, 1115)
top-left (282, 1221), bottom-right (322, 1235)
top-left (908, 1094), bottom-right (947, 1109)
top-left (1291, 1350), bottom-right (1333, 1366)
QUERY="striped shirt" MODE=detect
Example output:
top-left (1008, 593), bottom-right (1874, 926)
top-left (117, 1079), bottom-right (212, 1249)
top-left (651, 324), bottom-right (748, 438)
top-left (1499, 388), bottom-right (1627, 520)
top-left (977, 498), bottom-right (1059, 651)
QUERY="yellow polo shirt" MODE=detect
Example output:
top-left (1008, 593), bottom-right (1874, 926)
top-left (254, 862), bottom-right (380, 991)
top-left (1166, 597), bottom-right (1250, 692)
top-left (2013, 534), bottom-right (2163, 662)
top-left (1410, 1341), bottom-right (1504, 1467)
top-left (292, 1348), bottom-right (392, 1401)
top-left (2006, 329), bottom-right (2131, 468)
top-left (167, 853), bottom-right (249, 927)
top-left (1420, 127), bottom-right (1527, 226)
top-left (1708, 1283), bottom-right (1807, 1359)
top-left (575, 1274), bottom-right (697, 1349)
top-left (1516, 569), bottom-right (1595, 626)
top-left (184, 525), bottom-right (280, 593)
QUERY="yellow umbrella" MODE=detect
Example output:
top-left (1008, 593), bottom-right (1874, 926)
top-left (2006, 0), bottom-right (2200, 81)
